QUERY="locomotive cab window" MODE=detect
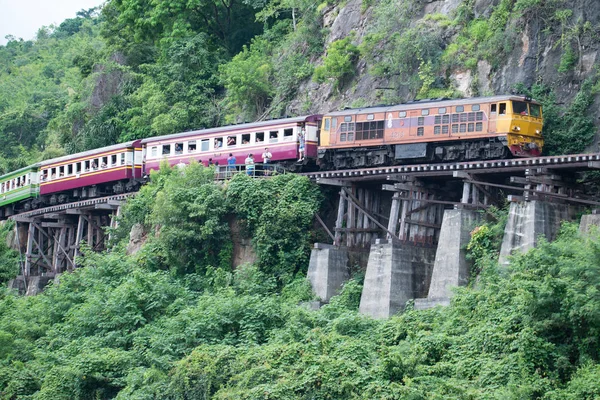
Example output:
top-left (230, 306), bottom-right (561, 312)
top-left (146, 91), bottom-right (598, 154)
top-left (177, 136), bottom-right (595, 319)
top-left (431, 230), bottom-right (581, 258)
top-left (284, 129), bottom-right (293, 141)
top-left (269, 131), bottom-right (278, 143)
top-left (324, 119), bottom-right (330, 131)
top-left (512, 101), bottom-right (528, 115)
top-left (241, 134), bottom-right (251, 145)
top-left (530, 103), bottom-right (541, 118)
top-left (162, 144), bottom-right (171, 156)
top-left (491, 104), bottom-right (497, 114)
top-left (188, 141), bottom-right (197, 153)
top-left (499, 103), bottom-right (507, 115)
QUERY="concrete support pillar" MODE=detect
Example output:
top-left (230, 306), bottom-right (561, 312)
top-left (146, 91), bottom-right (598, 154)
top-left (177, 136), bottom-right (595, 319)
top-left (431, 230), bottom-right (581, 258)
top-left (359, 240), bottom-right (435, 318)
top-left (415, 209), bottom-right (481, 309)
top-left (579, 214), bottom-right (600, 234)
top-left (499, 201), bottom-right (575, 266)
top-left (307, 243), bottom-right (349, 302)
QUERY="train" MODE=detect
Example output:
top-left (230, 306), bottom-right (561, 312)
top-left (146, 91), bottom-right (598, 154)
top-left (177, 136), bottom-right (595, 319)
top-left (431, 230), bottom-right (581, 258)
top-left (0, 95), bottom-right (543, 218)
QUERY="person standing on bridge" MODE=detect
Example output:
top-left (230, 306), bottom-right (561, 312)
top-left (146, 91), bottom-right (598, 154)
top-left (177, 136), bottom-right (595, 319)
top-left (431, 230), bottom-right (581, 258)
top-left (262, 147), bottom-right (272, 176)
top-left (245, 154), bottom-right (255, 176)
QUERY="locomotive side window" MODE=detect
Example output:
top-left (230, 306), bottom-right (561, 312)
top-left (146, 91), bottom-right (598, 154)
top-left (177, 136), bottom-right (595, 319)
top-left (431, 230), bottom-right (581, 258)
top-left (283, 129), bottom-right (293, 141)
top-left (476, 112), bottom-right (484, 121)
top-left (269, 131), bottom-right (278, 143)
top-left (344, 116), bottom-right (352, 122)
top-left (456, 105), bottom-right (464, 112)
top-left (438, 107), bottom-right (446, 114)
top-left (355, 121), bottom-right (383, 140)
top-left (162, 144), bottom-right (171, 156)
top-left (188, 141), bottom-right (197, 153)
top-left (472, 104), bottom-right (480, 111)
top-left (201, 139), bottom-right (210, 151)
top-left (476, 122), bottom-right (483, 131)
top-left (434, 126), bottom-right (441, 135)
top-left (418, 117), bottom-right (424, 126)
top-left (398, 111), bottom-right (407, 118)
top-left (435, 115), bottom-right (441, 124)
top-left (452, 114), bottom-right (459, 123)
top-left (468, 112), bottom-right (476, 122)
top-left (442, 115), bottom-right (449, 124)
top-left (324, 119), bottom-right (330, 131)
top-left (421, 109), bottom-right (429, 116)
top-left (530, 103), bottom-right (541, 117)
top-left (499, 103), bottom-right (507, 115)
top-left (491, 104), bottom-right (497, 114)
top-left (442, 125), bottom-right (449, 134)
top-left (459, 124), bottom-right (467, 133)
top-left (331, 118), bottom-right (337, 130)
top-left (151, 146), bottom-right (158, 157)
top-left (417, 127), bottom-right (424, 136)
top-left (340, 123), bottom-right (355, 142)
top-left (468, 123), bottom-right (475, 132)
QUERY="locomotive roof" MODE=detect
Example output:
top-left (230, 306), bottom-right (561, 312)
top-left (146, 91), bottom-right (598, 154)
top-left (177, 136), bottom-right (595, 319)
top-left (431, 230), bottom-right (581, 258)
top-left (141, 115), bottom-right (322, 144)
top-left (39, 140), bottom-right (141, 167)
top-left (325, 95), bottom-right (540, 116)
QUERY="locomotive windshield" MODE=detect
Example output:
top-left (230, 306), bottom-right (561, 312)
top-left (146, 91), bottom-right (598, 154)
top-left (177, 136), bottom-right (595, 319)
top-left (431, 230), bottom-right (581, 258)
top-left (512, 101), bottom-right (529, 115)
top-left (529, 103), bottom-right (541, 118)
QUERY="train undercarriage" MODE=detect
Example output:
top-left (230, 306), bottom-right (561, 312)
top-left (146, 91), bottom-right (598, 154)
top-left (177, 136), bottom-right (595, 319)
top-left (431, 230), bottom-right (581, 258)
top-left (317, 137), bottom-right (511, 170)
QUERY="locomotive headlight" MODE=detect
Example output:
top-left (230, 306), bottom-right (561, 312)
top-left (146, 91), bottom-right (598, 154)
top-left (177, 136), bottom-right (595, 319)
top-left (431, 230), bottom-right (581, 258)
top-left (535, 129), bottom-right (540, 134)
top-left (513, 126), bottom-right (521, 132)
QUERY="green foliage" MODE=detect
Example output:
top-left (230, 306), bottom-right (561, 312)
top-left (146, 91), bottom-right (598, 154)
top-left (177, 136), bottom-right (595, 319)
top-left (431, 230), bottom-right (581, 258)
top-left (313, 35), bottom-right (359, 89)
top-left (0, 222), bottom-right (19, 285)
top-left (466, 206), bottom-right (508, 277)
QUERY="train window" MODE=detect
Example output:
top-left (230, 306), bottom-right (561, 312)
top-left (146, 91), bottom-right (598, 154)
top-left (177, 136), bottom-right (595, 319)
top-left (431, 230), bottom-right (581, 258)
top-left (188, 141), bottom-right (197, 153)
top-left (121, 153), bottom-right (126, 165)
top-left (227, 136), bottom-right (237, 147)
top-left (491, 104), bottom-right (497, 114)
top-left (151, 146), bottom-right (158, 157)
top-left (84, 161), bottom-right (90, 172)
top-left (241, 134), bottom-right (250, 145)
top-left (468, 112), bottom-right (476, 122)
top-left (332, 118), bottom-right (338, 130)
top-left (201, 139), bottom-right (210, 151)
top-left (442, 125), bottom-right (449, 134)
top-left (67, 164), bottom-right (73, 175)
top-left (377, 121), bottom-right (384, 138)
top-left (341, 123), bottom-right (348, 132)
top-left (111, 154), bottom-right (117, 166)
top-left (468, 123), bottom-right (475, 132)
top-left (284, 129), bottom-right (294, 141)
top-left (398, 111), bottom-right (407, 118)
top-left (367, 114), bottom-right (375, 120)
top-left (421, 109), bottom-right (430, 116)
top-left (256, 132), bottom-right (264, 143)
top-left (476, 112), bottom-right (483, 121)
top-left (472, 104), bottom-right (480, 111)
top-left (51, 167), bottom-right (57, 178)
top-left (442, 114), bottom-right (450, 124)
top-left (434, 126), bottom-right (441, 135)
top-left (175, 143), bottom-right (184, 155)
top-left (512, 101), bottom-right (528, 115)
top-left (59, 166), bottom-right (65, 177)
top-left (214, 138), bottom-right (223, 149)
top-left (452, 114), bottom-right (459, 123)
top-left (344, 116), bottom-right (352, 122)
top-left (476, 122), bottom-right (483, 131)
top-left (417, 117), bottom-right (424, 126)
top-left (460, 113), bottom-right (468, 123)
top-left (348, 131), bottom-right (354, 141)
top-left (499, 103), bottom-right (507, 115)
top-left (530, 103), bottom-right (541, 117)
top-left (456, 105), bottom-right (464, 112)
top-left (101, 157), bottom-right (108, 168)
top-left (417, 127), bottom-right (424, 136)
top-left (162, 144), bottom-right (171, 156)
top-left (269, 131), bottom-right (278, 143)
top-left (438, 107), bottom-right (446, 114)
top-left (324, 119), bottom-right (330, 130)
top-left (76, 163), bottom-right (81, 174)
top-left (459, 124), bottom-right (467, 133)
top-left (435, 115), bottom-right (441, 125)
top-left (340, 133), bottom-right (347, 142)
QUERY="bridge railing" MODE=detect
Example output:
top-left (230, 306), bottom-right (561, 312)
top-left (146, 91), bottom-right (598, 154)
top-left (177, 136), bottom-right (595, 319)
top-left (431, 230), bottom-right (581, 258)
top-left (213, 163), bottom-right (286, 180)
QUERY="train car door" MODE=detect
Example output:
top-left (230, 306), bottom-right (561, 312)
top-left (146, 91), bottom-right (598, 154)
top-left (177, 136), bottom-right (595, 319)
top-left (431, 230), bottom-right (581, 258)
top-left (495, 102), bottom-right (511, 134)
top-left (487, 103), bottom-right (497, 133)
top-left (320, 117), bottom-right (331, 146)
top-left (408, 110), bottom-right (420, 136)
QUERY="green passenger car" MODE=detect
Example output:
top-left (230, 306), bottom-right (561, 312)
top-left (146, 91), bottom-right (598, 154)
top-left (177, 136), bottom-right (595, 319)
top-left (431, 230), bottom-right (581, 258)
top-left (0, 165), bottom-right (40, 210)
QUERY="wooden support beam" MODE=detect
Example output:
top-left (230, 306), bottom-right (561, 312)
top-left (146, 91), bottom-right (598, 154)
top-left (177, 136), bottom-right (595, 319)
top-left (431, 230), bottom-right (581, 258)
top-left (315, 178), bottom-right (351, 187)
top-left (66, 209), bottom-right (84, 215)
top-left (107, 200), bottom-right (125, 206)
top-left (334, 193), bottom-right (345, 246)
top-left (95, 203), bottom-right (119, 210)
top-left (387, 192), bottom-right (401, 241)
top-left (43, 213), bottom-right (62, 220)
top-left (42, 222), bottom-right (70, 228)
top-left (315, 214), bottom-right (335, 242)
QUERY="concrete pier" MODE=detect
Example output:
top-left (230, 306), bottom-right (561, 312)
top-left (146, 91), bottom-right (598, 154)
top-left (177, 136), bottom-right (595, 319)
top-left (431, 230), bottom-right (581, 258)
top-left (499, 201), bottom-right (574, 266)
top-left (359, 240), bottom-right (435, 318)
top-left (579, 214), bottom-right (600, 234)
top-left (415, 209), bottom-right (481, 309)
top-left (307, 243), bottom-right (350, 302)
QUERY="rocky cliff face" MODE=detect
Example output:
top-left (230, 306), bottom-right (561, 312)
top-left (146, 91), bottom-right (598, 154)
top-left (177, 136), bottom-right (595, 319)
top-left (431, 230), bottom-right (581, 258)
top-left (291, 0), bottom-right (600, 147)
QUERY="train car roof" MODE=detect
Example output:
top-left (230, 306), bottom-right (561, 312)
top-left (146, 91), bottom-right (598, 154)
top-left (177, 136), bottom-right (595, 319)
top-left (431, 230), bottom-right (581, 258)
top-left (324, 95), bottom-right (541, 116)
top-left (39, 140), bottom-right (141, 167)
top-left (0, 164), bottom-right (40, 180)
top-left (141, 115), bottom-right (322, 144)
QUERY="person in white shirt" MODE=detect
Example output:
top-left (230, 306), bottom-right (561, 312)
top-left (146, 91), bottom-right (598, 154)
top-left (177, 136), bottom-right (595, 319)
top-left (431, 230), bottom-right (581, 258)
top-left (262, 148), bottom-right (272, 175)
top-left (245, 154), bottom-right (255, 176)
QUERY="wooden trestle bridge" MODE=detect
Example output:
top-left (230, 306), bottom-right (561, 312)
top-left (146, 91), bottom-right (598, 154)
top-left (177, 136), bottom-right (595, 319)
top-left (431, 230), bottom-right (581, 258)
top-left (7, 152), bottom-right (600, 295)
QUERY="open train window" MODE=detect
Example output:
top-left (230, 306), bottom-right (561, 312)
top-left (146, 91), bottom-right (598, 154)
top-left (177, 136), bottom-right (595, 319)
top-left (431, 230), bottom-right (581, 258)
top-left (111, 155), bottom-right (117, 166)
top-left (151, 146), bottom-right (158, 157)
top-left (59, 166), bottom-right (65, 177)
top-left (491, 104), bottom-right (497, 114)
top-left (227, 136), bottom-right (237, 147)
top-left (101, 156), bottom-right (108, 168)
top-left (162, 144), bottom-right (171, 155)
top-left (67, 164), bottom-right (73, 175)
top-left (499, 103), bottom-right (506, 115)
top-left (256, 132), bottom-right (264, 143)
top-left (84, 161), bottom-right (91, 172)
top-left (283, 129), bottom-right (293, 141)
top-left (201, 139), bottom-right (210, 151)
top-left (269, 131), bottom-right (278, 143)
top-left (241, 134), bottom-right (251, 145)
top-left (75, 163), bottom-right (81, 174)
top-left (120, 153), bottom-right (126, 165)
top-left (188, 141), bottom-right (197, 152)
top-left (175, 143), bottom-right (183, 155)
